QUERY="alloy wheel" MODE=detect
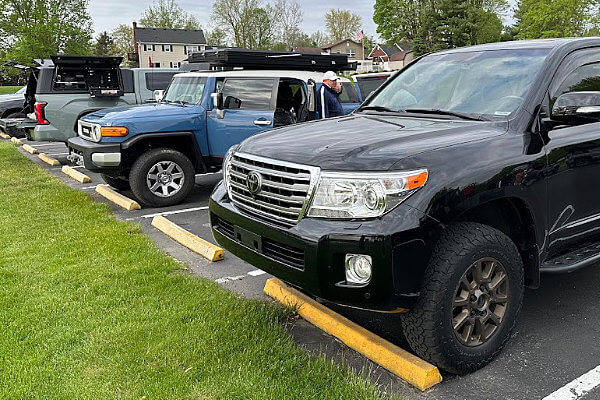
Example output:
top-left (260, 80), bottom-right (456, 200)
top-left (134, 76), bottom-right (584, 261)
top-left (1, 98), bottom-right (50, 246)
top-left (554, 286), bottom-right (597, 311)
top-left (452, 257), bottom-right (509, 347)
top-left (146, 161), bottom-right (185, 198)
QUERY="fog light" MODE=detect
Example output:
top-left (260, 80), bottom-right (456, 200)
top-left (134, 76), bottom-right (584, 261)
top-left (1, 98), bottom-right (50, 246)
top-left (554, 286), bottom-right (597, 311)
top-left (345, 254), bottom-right (372, 285)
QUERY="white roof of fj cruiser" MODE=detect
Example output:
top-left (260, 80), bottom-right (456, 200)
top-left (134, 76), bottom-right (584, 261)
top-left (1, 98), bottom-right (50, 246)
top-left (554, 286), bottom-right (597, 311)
top-left (174, 70), bottom-right (352, 82)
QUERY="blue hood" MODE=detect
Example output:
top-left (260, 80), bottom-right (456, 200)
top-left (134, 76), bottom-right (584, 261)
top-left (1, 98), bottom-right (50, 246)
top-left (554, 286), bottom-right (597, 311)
top-left (84, 103), bottom-right (194, 124)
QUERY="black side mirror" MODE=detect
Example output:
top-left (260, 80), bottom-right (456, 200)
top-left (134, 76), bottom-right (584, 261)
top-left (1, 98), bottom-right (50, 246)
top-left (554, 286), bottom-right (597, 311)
top-left (552, 91), bottom-right (600, 122)
top-left (224, 95), bottom-right (241, 109)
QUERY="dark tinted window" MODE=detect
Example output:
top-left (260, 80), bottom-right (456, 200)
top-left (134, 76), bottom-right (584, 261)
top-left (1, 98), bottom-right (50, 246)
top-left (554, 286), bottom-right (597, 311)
top-left (145, 72), bottom-right (176, 91)
top-left (356, 76), bottom-right (389, 98)
top-left (554, 63), bottom-right (600, 99)
top-left (339, 81), bottom-right (360, 103)
top-left (221, 78), bottom-right (274, 110)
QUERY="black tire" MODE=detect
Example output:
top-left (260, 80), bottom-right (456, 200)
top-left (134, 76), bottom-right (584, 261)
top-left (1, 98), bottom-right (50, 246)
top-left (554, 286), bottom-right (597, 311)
top-left (401, 222), bottom-right (524, 374)
top-left (101, 174), bottom-right (130, 191)
top-left (129, 148), bottom-right (195, 207)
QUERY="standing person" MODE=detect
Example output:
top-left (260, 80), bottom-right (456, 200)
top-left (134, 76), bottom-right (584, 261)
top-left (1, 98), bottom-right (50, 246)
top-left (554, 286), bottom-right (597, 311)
top-left (320, 71), bottom-right (344, 118)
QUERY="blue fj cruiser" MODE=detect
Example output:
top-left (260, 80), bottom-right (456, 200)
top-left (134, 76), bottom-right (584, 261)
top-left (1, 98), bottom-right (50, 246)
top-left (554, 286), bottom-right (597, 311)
top-left (67, 68), bottom-right (361, 207)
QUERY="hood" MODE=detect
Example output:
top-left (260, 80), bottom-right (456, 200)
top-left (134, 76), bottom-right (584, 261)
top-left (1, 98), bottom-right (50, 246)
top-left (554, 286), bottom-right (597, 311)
top-left (85, 103), bottom-right (194, 124)
top-left (238, 114), bottom-right (508, 171)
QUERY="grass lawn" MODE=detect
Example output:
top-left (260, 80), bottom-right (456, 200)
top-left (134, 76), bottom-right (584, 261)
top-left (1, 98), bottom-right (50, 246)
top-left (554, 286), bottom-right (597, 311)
top-left (0, 143), bottom-right (394, 399)
top-left (0, 86), bottom-right (20, 95)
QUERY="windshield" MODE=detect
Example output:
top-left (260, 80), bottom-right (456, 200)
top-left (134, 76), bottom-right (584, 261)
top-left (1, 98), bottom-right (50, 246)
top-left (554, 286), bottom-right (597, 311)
top-left (356, 76), bottom-right (390, 99)
top-left (163, 76), bottom-right (206, 104)
top-left (365, 49), bottom-right (550, 117)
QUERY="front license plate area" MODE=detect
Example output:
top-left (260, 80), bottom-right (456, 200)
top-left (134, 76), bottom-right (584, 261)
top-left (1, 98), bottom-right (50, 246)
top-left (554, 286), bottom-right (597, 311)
top-left (234, 225), bottom-right (262, 253)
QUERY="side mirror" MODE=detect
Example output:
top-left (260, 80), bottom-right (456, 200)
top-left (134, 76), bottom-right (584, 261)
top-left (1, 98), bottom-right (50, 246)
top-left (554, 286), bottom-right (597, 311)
top-left (552, 91), bottom-right (600, 122)
top-left (210, 92), bottom-right (224, 110)
top-left (154, 90), bottom-right (164, 102)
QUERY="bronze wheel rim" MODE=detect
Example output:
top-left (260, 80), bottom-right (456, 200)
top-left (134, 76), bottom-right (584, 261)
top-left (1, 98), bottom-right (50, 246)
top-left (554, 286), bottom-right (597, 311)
top-left (452, 257), bottom-right (509, 347)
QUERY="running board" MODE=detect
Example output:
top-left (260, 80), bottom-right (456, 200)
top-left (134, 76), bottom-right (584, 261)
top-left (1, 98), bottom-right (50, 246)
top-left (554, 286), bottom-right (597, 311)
top-left (541, 242), bottom-right (600, 273)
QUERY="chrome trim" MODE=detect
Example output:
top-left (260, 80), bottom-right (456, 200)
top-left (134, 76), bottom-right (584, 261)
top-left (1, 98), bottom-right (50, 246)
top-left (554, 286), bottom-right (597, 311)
top-left (225, 152), bottom-right (321, 226)
top-left (78, 120), bottom-right (101, 142)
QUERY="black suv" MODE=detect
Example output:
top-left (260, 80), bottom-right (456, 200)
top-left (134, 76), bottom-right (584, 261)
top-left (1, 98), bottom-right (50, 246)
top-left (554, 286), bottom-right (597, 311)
top-left (209, 38), bottom-right (600, 373)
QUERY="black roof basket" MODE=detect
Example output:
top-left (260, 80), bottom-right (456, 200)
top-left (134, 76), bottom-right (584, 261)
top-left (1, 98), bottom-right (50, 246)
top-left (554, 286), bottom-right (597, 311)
top-left (187, 48), bottom-right (357, 72)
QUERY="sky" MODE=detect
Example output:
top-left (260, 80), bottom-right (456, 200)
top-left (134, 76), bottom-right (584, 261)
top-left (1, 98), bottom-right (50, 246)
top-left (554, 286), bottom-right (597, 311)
top-left (89, 0), bottom-right (379, 38)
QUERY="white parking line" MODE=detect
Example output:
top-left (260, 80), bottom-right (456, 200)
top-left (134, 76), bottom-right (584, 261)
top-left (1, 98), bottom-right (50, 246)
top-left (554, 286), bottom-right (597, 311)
top-left (31, 143), bottom-right (63, 148)
top-left (46, 152), bottom-right (68, 156)
top-left (215, 275), bottom-right (246, 284)
top-left (247, 269), bottom-right (266, 277)
top-left (80, 185), bottom-right (98, 190)
top-left (543, 365), bottom-right (600, 400)
top-left (139, 206), bottom-right (209, 219)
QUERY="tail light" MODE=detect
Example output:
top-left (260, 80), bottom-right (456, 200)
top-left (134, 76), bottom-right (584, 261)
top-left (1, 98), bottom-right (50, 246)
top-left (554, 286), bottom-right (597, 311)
top-left (34, 102), bottom-right (49, 125)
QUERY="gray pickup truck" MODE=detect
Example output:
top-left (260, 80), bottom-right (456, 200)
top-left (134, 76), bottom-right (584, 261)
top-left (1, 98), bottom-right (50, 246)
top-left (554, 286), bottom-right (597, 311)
top-left (30, 55), bottom-right (177, 143)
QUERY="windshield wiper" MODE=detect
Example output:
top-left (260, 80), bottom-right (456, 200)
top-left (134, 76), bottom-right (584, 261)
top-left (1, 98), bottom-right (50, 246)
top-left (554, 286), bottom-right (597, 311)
top-left (402, 108), bottom-right (487, 121)
top-left (359, 105), bottom-right (402, 113)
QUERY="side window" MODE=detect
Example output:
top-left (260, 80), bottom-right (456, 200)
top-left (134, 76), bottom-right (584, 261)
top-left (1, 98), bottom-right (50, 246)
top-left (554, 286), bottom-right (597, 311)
top-left (552, 63), bottom-right (600, 105)
top-left (220, 78), bottom-right (275, 110)
top-left (338, 81), bottom-right (361, 103)
top-left (145, 72), bottom-right (176, 91)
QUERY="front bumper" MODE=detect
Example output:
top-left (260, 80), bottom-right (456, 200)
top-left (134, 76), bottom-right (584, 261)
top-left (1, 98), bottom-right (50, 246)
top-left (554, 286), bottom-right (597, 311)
top-left (67, 136), bottom-right (122, 173)
top-left (209, 181), bottom-right (440, 311)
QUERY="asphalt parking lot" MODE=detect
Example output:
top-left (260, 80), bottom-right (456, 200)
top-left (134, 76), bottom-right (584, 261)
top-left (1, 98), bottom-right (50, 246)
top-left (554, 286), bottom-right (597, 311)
top-left (11, 137), bottom-right (600, 400)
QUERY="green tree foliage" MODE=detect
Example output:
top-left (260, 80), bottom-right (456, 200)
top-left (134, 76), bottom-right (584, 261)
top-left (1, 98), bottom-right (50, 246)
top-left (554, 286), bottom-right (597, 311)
top-left (513, 0), bottom-right (600, 39)
top-left (374, 0), bottom-right (506, 55)
top-left (0, 0), bottom-right (92, 63)
top-left (325, 9), bottom-right (362, 41)
top-left (205, 28), bottom-right (228, 47)
top-left (94, 31), bottom-right (115, 56)
top-left (140, 0), bottom-right (201, 29)
top-left (211, 0), bottom-right (277, 48)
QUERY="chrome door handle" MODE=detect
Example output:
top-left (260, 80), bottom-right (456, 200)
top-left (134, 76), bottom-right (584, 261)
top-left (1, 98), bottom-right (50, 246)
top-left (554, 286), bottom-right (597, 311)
top-left (253, 119), bottom-right (272, 126)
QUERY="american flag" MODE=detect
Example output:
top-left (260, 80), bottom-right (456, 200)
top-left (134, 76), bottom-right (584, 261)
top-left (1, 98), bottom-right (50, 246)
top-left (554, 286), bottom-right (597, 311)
top-left (357, 30), bottom-right (364, 40)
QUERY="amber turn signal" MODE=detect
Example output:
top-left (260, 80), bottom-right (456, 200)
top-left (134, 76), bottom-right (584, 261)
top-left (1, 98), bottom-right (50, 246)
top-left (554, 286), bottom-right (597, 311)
top-left (100, 126), bottom-right (128, 137)
top-left (406, 171), bottom-right (429, 190)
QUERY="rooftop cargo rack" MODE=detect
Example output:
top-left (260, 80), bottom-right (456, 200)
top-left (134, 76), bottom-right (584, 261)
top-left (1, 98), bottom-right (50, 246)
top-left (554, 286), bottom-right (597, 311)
top-left (187, 48), bottom-right (357, 72)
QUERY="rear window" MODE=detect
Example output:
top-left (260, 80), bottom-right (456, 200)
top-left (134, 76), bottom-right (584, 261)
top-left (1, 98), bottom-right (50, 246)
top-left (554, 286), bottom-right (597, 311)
top-left (145, 72), bottom-right (177, 91)
top-left (356, 76), bottom-right (389, 98)
top-left (339, 81), bottom-right (360, 103)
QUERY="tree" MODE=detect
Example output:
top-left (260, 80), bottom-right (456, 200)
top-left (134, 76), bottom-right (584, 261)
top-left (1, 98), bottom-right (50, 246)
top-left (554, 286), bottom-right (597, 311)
top-left (111, 24), bottom-right (135, 58)
top-left (211, 0), bottom-right (277, 49)
top-left (94, 31), bottom-right (115, 56)
top-left (205, 28), bottom-right (228, 47)
top-left (310, 31), bottom-right (329, 47)
top-left (325, 9), bottom-right (362, 41)
top-left (271, 0), bottom-right (303, 48)
top-left (140, 0), bottom-right (201, 29)
top-left (0, 0), bottom-right (92, 63)
top-left (513, 0), bottom-right (600, 39)
top-left (374, 0), bottom-right (506, 55)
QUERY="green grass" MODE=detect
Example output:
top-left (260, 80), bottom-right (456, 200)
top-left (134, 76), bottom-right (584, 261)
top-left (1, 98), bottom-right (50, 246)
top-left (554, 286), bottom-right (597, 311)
top-left (0, 143), bottom-right (394, 400)
top-left (0, 86), bottom-right (20, 95)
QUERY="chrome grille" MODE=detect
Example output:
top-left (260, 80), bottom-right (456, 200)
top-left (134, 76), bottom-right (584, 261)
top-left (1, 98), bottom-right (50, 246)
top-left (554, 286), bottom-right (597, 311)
top-left (78, 120), bottom-right (100, 142)
top-left (226, 152), bottom-right (320, 226)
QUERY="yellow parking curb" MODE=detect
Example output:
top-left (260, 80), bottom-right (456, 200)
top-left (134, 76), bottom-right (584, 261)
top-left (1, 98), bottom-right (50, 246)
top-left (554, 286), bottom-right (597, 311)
top-left (22, 144), bottom-right (38, 154)
top-left (38, 153), bottom-right (61, 166)
top-left (263, 278), bottom-right (443, 391)
top-left (61, 165), bottom-right (91, 183)
top-left (95, 184), bottom-right (141, 211)
top-left (11, 137), bottom-right (23, 146)
top-left (0, 133), bottom-right (10, 139)
top-left (151, 215), bottom-right (225, 262)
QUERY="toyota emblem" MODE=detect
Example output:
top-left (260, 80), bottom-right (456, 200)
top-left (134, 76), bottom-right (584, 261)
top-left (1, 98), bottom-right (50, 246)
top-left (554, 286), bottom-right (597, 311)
top-left (246, 171), bottom-right (262, 194)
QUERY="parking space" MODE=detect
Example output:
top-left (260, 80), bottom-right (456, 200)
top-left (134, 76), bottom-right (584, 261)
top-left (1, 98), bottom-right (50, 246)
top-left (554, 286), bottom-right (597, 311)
top-left (8, 136), bottom-right (600, 399)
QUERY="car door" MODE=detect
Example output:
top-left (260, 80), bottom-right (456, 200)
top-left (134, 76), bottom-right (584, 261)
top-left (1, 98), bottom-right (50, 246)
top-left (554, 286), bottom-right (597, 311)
top-left (206, 77), bottom-right (277, 157)
top-left (543, 49), bottom-right (600, 255)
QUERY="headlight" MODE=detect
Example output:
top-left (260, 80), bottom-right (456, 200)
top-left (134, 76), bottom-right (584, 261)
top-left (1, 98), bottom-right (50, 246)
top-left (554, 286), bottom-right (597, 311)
top-left (307, 169), bottom-right (428, 219)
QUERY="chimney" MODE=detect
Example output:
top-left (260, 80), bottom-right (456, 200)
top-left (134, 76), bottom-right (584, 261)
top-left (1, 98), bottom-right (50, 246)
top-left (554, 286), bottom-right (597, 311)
top-left (132, 21), bottom-right (139, 67)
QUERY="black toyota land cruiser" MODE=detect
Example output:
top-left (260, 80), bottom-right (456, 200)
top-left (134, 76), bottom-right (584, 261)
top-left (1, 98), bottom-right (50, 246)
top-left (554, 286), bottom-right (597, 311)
top-left (209, 38), bottom-right (600, 374)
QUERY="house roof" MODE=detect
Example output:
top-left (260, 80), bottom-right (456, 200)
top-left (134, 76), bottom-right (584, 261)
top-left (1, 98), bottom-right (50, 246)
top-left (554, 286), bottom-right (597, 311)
top-left (134, 27), bottom-right (206, 44)
top-left (368, 44), bottom-right (403, 59)
top-left (291, 46), bottom-right (324, 54)
top-left (389, 50), bottom-right (413, 62)
top-left (321, 38), bottom-right (362, 49)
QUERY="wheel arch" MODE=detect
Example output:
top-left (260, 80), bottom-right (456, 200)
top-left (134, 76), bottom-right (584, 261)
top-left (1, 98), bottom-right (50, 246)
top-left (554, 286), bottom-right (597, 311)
top-left (120, 132), bottom-right (208, 173)
top-left (453, 197), bottom-right (540, 288)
